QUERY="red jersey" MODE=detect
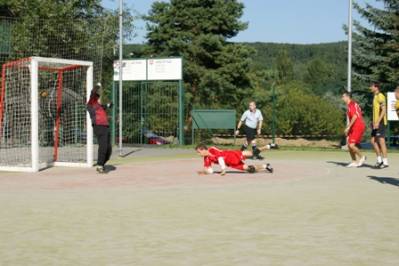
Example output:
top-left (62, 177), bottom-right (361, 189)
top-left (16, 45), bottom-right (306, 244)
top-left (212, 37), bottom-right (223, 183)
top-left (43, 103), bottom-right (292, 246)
top-left (204, 147), bottom-right (245, 170)
top-left (87, 92), bottom-right (109, 126)
top-left (347, 101), bottom-right (365, 129)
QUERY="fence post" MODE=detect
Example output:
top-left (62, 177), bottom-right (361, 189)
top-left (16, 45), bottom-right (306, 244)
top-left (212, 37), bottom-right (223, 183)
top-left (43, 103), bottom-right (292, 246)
top-left (387, 121), bottom-right (391, 148)
top-left (178, 80), bottom-right (185, 145)
top-left (271, 83), bottom-right (276, 144)
top-left (111, 81), bottom-right (116, 146)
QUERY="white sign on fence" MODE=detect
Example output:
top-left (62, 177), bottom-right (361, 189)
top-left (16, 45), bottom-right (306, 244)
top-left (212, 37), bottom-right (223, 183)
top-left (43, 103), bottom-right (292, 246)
top-left (113, 59), bottom-right (147, 81)
top-left (387, 92), bottom-right (399, 121)
top-left (147, 58), bottom-right (182, 80)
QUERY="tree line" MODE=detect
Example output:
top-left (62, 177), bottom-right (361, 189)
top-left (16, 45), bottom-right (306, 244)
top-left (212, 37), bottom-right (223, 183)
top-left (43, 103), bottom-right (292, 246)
top-left (1, 0), bottom-right (398, 138)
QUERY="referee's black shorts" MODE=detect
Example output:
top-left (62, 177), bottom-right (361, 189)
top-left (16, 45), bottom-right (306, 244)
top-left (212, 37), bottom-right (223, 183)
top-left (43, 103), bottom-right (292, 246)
top-left (244, 125), bottom-right (257, 142)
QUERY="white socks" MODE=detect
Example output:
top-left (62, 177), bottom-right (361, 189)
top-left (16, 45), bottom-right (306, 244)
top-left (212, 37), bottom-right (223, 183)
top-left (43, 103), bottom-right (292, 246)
top-left (377, 156), bottom-right (388, 165)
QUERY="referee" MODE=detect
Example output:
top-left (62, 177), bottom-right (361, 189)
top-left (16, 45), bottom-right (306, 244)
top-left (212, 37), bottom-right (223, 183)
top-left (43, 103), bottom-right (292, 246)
top-left (235, 101), bottom-right (264, 160)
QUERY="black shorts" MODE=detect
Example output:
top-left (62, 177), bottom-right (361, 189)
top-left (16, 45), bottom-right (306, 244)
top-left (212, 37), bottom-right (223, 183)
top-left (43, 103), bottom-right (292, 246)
top-left (371, 123), bottom-right (386, 138)
top-left (244, 125), bottom-right (257, 142)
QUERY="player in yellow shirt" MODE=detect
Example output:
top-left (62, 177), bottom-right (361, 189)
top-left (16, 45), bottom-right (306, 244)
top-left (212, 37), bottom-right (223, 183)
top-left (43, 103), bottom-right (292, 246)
top-left (370, 83), bottom-right (388, 168)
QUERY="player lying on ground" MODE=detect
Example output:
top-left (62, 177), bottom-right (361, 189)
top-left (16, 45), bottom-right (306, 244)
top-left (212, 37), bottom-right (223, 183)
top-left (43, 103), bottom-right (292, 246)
top-left (341, 91), bottom-right (366, 168)
top-left (195, 144), bottom-right (273, 175)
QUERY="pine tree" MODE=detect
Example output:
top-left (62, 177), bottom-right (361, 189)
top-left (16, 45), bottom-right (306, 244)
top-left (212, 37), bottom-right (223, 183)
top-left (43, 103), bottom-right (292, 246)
top-left (145, 0), bottom-right (254, 108)
top-left (353, 0), bottom-right (399, 87)
top-left (275, 50), bottom-right (294, 84)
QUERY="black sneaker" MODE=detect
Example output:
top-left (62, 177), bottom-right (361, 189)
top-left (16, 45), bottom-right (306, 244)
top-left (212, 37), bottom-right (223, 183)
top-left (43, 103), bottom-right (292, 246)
top-left (96, 166), bottom-right (106, 174)
top-left (253, 148), bottom-right (264, 160)
top-left (256, 154), bottom-right (264, 160)
top-left (266, 163), bottom-right (273, 173)
top-left (373, 162), bottom-right (383, 169)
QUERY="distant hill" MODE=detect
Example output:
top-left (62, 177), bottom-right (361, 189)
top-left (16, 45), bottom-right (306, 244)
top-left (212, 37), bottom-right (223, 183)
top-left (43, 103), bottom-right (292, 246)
top-left (124, 41), bottom-right (347, 65)
top-left (244, 41), bottom-right (347, 69)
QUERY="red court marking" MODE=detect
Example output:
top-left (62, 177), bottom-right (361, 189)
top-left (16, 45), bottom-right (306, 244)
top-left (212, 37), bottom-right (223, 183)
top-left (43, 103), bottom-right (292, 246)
top-left (0, 158), bottom-right (319, 191)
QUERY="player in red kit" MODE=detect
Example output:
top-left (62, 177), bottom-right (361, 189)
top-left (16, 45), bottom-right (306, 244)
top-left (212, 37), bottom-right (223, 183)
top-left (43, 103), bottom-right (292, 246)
top-left (195, 144), bottom-right (273, 175)
top-left (342, 91), bottom-right (366, 167)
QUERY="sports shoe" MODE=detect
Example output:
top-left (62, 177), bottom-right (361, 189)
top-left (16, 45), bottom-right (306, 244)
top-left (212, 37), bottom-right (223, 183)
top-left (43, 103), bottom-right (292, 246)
top-left (346, 162), bottom-right (359, 168)
top-left (255, 154), bottom-right (264, 160)
top-left (265, 163), bottom-right (273, 173)
top-left (253, 148), bottom-right (264, 160)
top-left (270, 143), bottom-right (279, 149)
top-left (358, 156), bottom-right (367, 167)
top-left (379, 163), bottom-right (389, 169)
top-left (373, 162), bottom-right (383, 169)
top-left (96, 166), bottom-right (106, 174)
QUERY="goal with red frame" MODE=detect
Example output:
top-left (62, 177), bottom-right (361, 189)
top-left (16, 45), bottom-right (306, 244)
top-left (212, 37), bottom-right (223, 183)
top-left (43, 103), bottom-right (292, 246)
top-left (0, 57), bottom-right (94, 172)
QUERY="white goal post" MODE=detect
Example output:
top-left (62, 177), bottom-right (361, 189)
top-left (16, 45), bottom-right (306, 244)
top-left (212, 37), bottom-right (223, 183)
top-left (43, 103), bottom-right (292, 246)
top-left (0, 57), bottom-right (94, 172)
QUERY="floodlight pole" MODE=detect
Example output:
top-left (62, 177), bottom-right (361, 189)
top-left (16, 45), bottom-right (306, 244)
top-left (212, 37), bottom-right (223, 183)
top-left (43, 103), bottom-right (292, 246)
top-left (271, 82), bottom-right (276, 145)
top-left (118, 0), bottom-right (123, 155)
top-left (347, 0), bottom-right (353, 93)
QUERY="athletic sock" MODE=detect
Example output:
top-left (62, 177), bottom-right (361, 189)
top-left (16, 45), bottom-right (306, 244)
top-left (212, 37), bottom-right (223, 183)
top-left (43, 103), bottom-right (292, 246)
top-left (252, 145), bottom-right (258, 155)
top-left (377, 156), bottom-right (382, 163)
top-left (383, 158), bottom-right (389, 165)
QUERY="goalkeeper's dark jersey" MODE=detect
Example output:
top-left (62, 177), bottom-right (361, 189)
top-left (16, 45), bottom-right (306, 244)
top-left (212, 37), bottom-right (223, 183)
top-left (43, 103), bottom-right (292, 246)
top-left (87, 92), bottom-right (109, 126)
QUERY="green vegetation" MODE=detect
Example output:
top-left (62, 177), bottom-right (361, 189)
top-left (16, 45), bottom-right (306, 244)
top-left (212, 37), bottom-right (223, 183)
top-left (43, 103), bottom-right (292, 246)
top-left (263, 85), bottom-right (344, 136)
top-left (127, 0), bottom-right (349, 137)
top-left (353, 0), bottom-right (399, 89)
top-left (3, 0), bottom-right (398, 138)
top-left (145, 0), bottom-right (253, 111)
top-left (351, 0), bottom-right (399, 135)
top-left (247, 42), bottom-right (348, 94)
top-left (0, 0), bottom-right (135, 89)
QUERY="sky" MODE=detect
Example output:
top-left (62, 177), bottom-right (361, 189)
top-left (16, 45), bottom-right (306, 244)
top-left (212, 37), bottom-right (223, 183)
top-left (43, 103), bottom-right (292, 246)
top-left (102, 0), bottom-right (382, 44)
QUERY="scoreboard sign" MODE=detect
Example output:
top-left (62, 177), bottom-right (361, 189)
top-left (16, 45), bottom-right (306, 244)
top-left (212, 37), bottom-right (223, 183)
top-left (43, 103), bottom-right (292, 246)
top-left (387, 92), bottom-right (398, 121)
top-left (147, 58), bottom-right (182, 80)
top-left (114, 58), bottom-right (182, 81)
top-left (113, 59), bottom-right (147, 81)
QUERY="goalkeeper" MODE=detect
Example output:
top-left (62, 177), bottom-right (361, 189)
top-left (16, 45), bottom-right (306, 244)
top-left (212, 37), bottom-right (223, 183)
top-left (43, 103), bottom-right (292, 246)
top-left (87, 83), bottom-right (112, 173)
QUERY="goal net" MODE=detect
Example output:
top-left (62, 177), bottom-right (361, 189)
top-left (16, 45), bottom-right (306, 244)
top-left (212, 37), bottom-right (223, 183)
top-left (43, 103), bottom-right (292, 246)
top-left (0, 57), bottom-right (94, 172)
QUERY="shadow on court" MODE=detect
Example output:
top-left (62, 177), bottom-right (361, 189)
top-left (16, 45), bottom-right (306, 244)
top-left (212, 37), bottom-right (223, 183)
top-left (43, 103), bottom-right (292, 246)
top-left (105, 165), bottom-right (117, 173)
top-left (118, 149), bottom-right (142, 158)
top-left (368, 176), bottom-right (399, 187)
top-left (326, 161), bottom-right (347, 167)
top-left (326, 161), bottom-right (374, 169)
top-left (213, 170), bottom-right (272, 175)
top-left (213, 170), bottom-right (248, 175)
